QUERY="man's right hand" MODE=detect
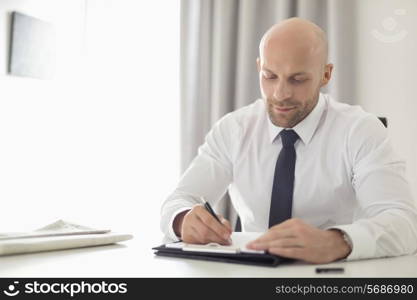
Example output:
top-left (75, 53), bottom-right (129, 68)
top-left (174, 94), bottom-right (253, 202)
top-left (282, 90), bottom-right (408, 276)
top-left (173, 204), bottom-right (232, 245)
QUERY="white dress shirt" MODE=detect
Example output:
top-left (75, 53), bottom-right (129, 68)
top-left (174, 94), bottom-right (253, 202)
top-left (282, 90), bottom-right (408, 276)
top-left (160, 93), bottom-right (417, 260)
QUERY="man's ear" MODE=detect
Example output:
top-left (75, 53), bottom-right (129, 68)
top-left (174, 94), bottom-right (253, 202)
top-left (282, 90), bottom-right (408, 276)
top-left (321, 63), bottom-right (334, 86)
top-left (256, 57), bottom-right (261, 72)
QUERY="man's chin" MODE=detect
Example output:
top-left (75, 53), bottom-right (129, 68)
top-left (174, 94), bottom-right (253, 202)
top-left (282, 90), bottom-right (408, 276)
top-left (270, 118), bottom-right (294, 128)
top-left (269, 113), bottom-right (296, 128)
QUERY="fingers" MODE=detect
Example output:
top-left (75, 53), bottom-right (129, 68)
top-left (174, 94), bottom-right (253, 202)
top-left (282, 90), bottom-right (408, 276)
top-left (191, 218), bottom-right (228, 245)
top-left (244, 219), bottom-right (337, 263)
top-left (246, 233), bottom-right (309, 261)
top-left (219, 217), bottom-right (233, 244)
top-left (246, 233), bottom-right (308, 261)
top-left (182, 225), bottom-right (224, 245)
top-left (268, 247), bottom-right (307, 261)
top-left (248, 237), bottom-right (303, 250)
top-left (247, 218), bottom-right (307, 248)
top-left (195, 206), bottom-right (231, 238)
top-left (246, 228), bottom-right (296, 249)
top-left (219, 216), bottom-right (233, 233)
top-left (269, 218), bottom-right (305, 231)
top-left (181, 204), bottom-right (232, 245)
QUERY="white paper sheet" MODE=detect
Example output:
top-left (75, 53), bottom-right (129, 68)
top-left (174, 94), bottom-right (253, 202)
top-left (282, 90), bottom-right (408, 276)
top-left (0, 220), bottom-right (133, 256)
top-left (166, 232), bottom-right (265, 254)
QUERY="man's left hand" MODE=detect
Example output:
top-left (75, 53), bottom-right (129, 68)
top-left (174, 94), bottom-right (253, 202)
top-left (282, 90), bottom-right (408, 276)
top-left (246, 218), bottom-right (351, 264)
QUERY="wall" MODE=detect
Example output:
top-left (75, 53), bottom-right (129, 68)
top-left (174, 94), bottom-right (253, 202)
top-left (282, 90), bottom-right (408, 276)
top-left (354, 0), bottom-right (417, 201)
top-left (0, 0), bottom-right (180, 243)
top-left (0, 0), bottom-right (87, 231)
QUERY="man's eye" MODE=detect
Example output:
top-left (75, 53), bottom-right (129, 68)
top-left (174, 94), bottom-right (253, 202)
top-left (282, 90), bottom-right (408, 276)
top-left (263, 73), bottom-right (276, 80)
top-left (291, 78), bottom-right (306, 84)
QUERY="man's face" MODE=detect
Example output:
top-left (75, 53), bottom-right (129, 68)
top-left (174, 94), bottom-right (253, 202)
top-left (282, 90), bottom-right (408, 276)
top-left (258, 44), bottom-right (331, 128)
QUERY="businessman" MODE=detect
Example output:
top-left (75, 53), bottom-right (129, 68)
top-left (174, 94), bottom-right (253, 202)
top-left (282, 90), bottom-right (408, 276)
top-left (160, 18), bottom-right (417, 263)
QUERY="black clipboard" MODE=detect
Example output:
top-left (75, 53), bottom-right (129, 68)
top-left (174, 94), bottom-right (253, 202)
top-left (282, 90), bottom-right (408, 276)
top-left (152, 244), bottom-right (292, 267)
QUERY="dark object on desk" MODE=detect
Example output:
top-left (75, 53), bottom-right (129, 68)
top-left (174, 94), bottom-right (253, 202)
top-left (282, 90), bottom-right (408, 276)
top-left (152, 244), bottom-right (293, 267)
top-left (316, 267), bottom-right (344, 274)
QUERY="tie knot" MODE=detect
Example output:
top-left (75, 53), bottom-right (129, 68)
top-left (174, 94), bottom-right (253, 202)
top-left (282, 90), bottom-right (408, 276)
top-left (280, 130), bottom-right (299, 147)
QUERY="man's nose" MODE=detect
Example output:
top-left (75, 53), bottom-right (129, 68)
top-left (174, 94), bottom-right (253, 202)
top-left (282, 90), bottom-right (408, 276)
top-left (273, 81), bottom-right (292, 101)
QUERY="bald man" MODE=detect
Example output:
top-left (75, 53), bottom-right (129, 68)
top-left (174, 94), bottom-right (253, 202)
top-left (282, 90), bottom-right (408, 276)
top-left (160, 18), bottom-right (417, 263)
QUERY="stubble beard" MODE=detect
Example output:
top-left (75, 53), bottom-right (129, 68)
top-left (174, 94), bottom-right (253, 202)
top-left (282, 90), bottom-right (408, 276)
top-left (267, 89), bottom-right (320, 128)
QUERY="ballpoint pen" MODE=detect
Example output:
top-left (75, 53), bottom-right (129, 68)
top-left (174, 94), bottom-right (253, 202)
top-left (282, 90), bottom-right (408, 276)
top-left (200, 197), bottom-right (232, 243)
top-left (200, 197), bottom-right (222, 224)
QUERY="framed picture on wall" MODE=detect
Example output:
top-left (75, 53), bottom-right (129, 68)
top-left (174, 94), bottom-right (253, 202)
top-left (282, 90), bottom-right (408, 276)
top-left (8, 11), bottom-right (56, 79)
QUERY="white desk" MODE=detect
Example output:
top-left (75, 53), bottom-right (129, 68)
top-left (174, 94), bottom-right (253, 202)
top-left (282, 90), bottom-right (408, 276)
top-left (1, 236), bottom-right (416, 277)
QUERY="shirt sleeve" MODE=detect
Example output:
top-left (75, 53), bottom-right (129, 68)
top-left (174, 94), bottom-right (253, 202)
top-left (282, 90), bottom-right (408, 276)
top-left (160, 113), bottom-right (239, 240)
top-left (330, 114), bottom-right (417, 260)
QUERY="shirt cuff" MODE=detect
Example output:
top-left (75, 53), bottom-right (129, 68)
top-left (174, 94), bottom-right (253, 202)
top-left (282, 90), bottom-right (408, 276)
top-left (166, 207), bottom-right (193, 241)
top-left (327, 223), bottom-right (376, 261)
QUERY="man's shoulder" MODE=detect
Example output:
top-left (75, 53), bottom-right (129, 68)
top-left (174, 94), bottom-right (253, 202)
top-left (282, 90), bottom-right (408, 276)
top-left (325, 94), bottom-right (377, 127)
top-left (324, 94), bottom-right (386, 141)
top-left (326, 95), bottom-right (367, 118)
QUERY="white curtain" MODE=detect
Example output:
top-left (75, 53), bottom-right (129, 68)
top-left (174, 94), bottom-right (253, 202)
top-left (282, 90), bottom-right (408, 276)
top-left (180, 0), bottom-right (358, 223)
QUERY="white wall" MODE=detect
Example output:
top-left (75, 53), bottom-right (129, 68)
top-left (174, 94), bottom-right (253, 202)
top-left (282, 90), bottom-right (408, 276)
top-left (0, 0), bottom-right (180, 244)
top-left (354, 0), bottom-right (417, 202)
top-left (0, 0), bottom-right (87, 231)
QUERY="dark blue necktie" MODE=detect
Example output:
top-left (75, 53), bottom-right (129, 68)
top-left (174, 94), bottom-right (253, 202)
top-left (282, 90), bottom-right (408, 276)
top-left (269, 129), bottom-right (299, 228)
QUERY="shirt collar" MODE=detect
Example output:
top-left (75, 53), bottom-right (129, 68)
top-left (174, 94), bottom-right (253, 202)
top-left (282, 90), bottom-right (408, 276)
top-left (267, 93), bottom-right (326, 145)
